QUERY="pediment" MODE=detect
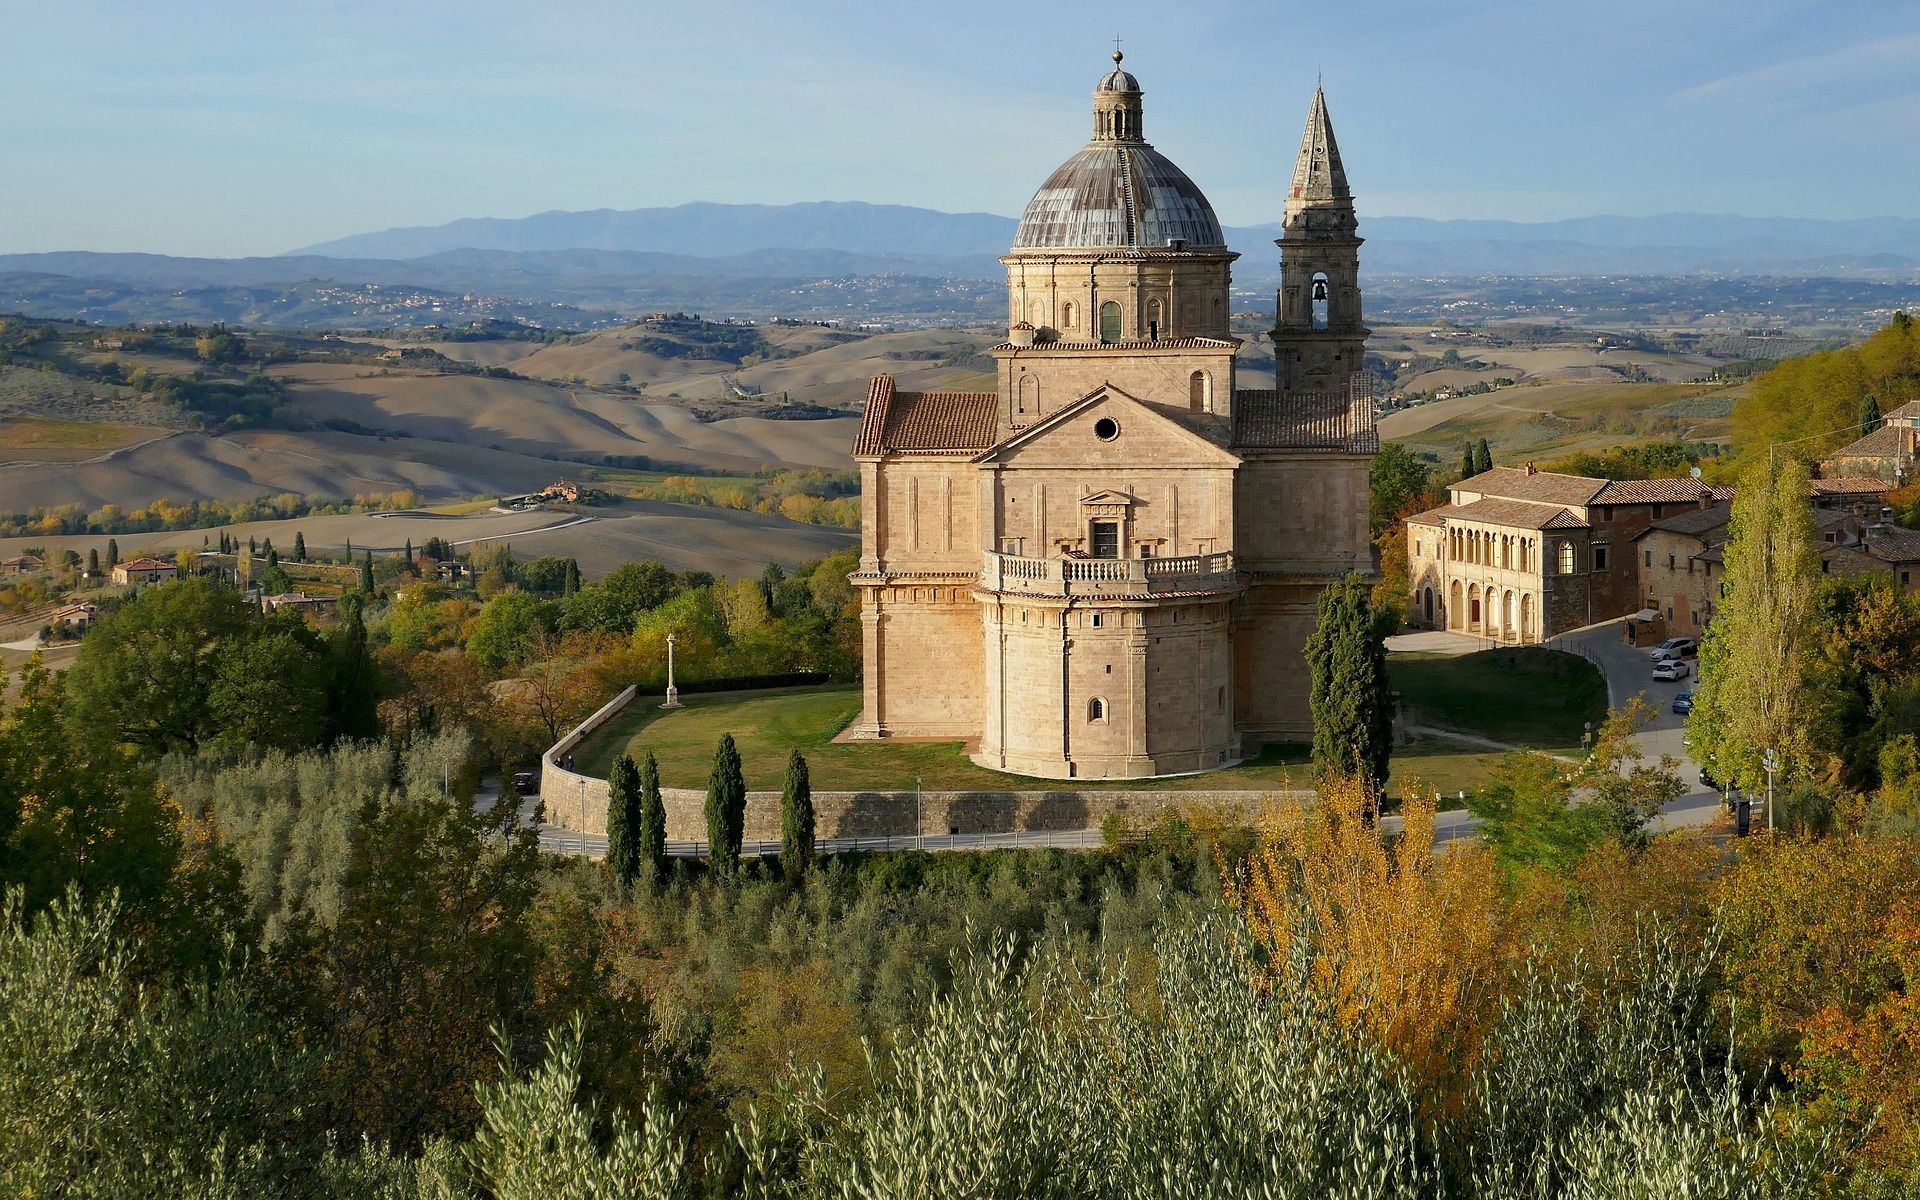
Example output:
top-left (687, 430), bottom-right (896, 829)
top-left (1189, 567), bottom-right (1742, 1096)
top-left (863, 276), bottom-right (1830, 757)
top-left (1079, 489), bottom-right (1135, 506)
top-left (977, 384), bottom-right (1240, 468)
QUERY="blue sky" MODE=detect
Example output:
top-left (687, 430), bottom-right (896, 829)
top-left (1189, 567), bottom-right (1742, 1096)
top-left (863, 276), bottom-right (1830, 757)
top-left (5, 0), bottom-right (1915, 256)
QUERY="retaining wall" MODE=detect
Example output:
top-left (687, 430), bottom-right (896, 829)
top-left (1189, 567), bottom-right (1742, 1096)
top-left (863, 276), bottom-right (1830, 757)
top-left (540, 685), bottom-right (1311, 841)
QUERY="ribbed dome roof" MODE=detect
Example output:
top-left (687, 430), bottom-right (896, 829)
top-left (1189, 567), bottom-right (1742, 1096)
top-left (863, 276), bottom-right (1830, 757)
top-left (1011, 142), bottom-right (1225, 251)
top-left (1097, 66), bottom-right (1139, 92)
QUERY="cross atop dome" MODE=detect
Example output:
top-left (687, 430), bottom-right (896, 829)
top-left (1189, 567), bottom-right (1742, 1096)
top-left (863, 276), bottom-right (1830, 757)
top-left (1096, 44), bottom-right (1141, 99)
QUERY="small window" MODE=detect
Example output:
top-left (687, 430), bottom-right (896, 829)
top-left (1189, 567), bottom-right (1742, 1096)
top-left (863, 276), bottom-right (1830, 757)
top-left (1061, 301), bottom-right (1075, 330)
top-left (1905, 571), bottom-right (1913, 586)
top-left (1558, 542), bottom-right (1577, 575)
top-left (1644, 549), bottom-right (1653, 569)
top-left (1090, 611), bottom-right (1103, 628)
top-left (1668, 554), bottom-right (1676, 570)
top-left (1594, 546), bottom-right (1609, 571)
top-left (1088, 697), bottom-right (1107, 722)
top-left (1692, 611), bottom-right (1701, 626)
top-left (1093, 416), bottom-right (1120, 441)
top-left (1091, 522), bottom-right (1120, 559)
top-left (1099, 300), bottom-right (1122, 344)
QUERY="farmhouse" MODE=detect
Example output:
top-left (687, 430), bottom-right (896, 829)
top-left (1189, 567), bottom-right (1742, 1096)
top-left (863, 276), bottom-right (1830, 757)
top-left (111, 557), bottom-right (177, 587)
top-left (849, 58), bottom-right (1375, 780)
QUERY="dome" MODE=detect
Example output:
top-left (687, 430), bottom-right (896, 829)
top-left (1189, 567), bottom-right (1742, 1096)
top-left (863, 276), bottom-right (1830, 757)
top-left (1097, 66), bottom-right (1139, 92)
top-left (1010, 143), bottom-right (1226, 251)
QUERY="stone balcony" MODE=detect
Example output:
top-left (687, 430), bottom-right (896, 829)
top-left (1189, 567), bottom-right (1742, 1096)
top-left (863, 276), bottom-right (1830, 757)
top-left (978, 550), bottom-right (1241, 599)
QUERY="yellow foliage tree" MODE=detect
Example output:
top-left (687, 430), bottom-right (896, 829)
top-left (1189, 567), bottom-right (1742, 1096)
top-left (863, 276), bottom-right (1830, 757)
top-left (1228, 778), bottom-right (1505, 1110)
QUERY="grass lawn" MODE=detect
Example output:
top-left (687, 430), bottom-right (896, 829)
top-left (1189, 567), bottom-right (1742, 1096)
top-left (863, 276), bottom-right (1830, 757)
top-left (572, 685), bottom-right (1318, 793)
top-left (1388, 736), bottom-right (1525, 805)
top-left (1390, 647), bottom-right (1604, 750)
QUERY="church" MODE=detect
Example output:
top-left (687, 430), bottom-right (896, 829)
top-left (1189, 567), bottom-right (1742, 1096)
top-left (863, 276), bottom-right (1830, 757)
top-left (847, 52), bottom-right (1376, 780)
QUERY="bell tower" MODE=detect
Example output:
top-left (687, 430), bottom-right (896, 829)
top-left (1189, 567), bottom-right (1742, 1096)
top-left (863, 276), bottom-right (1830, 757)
top-left (1270, 85), bottom-right (1366, 394)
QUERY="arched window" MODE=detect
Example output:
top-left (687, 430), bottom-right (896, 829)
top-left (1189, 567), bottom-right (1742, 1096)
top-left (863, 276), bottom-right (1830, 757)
top-left (1311, 273), bottom-right (1330, 330)
top-left (1061, 301), bottom-right (1075, 331)
top-left (1189, 370), bottom-right (1209, 412)
top-left (1557, 541), bottom-right (1577, 575)
top-left (1088, 697), bottom-right (1107, 722)
top-left (1099, 300), bottom-right (1122, 344)
top-left (1146, 298), bottom-right (1163, 341)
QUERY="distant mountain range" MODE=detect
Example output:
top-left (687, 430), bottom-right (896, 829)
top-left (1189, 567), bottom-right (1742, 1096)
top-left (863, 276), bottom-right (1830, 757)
top-left (288, 201), bottom-right (1920, 276)
top-left (4, 202), bottom-right (1917, 329)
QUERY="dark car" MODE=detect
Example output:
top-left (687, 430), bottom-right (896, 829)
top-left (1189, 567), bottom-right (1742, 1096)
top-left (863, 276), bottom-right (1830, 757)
top-left (1672, 691), bottom-right (1694, 714)
top-left (1698, 766), bottom-right (1719, 791)
top-left (511, 771), bottom-right (539, 796)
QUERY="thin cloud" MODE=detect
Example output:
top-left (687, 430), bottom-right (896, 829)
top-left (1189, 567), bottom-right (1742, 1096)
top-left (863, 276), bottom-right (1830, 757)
top-left (1677, 32), bottom-right (1920, 101)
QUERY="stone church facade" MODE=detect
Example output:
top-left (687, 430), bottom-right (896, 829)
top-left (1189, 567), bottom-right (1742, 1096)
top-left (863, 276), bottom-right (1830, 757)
top-left (848, 54), bottom-right (1376, 780)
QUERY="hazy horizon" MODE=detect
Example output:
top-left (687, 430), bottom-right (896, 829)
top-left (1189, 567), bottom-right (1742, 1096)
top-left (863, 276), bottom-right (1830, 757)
top-left (7, 0), bottom-right (1916, 257)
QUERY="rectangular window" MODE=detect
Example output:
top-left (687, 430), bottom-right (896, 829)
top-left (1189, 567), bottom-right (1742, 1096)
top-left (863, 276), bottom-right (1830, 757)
top-left (1090, 521), bottom-right (1120, 559)
top-left (1090, 612), bottom-right (1103, 628)
top-left (1594, 547), bottom-right (1609, 571)
top-left (1644, 549), bottom-right (1653, 569)
top-left (1668, 554), bottom-right (1676, 570)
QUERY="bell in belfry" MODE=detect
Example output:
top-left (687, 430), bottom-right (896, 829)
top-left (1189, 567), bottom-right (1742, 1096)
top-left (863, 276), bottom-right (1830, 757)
top-left (1312, 277), bottom-right (1329, 301)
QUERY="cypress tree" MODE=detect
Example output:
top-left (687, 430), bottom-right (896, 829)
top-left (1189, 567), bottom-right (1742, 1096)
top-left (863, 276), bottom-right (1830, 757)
top-left (605, 753), bottom-right (642, 892)
top-left (248, 536), bottom-right (256, 555)
top-left (106, 538), bottom-right (119, 570)
top-left (324, 604), bottom-right (380, 741)
top-left (1459, 444), bottom-right (1475, 479)
top-left (705, 733), bottom-right (745, 877)
top-left (87, 547), bottom-right (99, 575)
top-left (360, 549), bottom-right (375, 595)
top-left (563, 558), bottom-right (581, 597)
top-left (293, 531), bottom-right (306, 561)
top-left (1305, 571), bottom-right (1394, 796)
top-left (1473, 438), bottom-right (1493, 475)
top-left (344, 538), bottom-right (352, 561)
top-left (404, 538), bottom-right (415, 572)
top-left (638, 749), bottom-right (666, 884)
top-left (1860, 392), bottom-right (1882, 434)
top-left (780, 749), bottom-right (814, 878)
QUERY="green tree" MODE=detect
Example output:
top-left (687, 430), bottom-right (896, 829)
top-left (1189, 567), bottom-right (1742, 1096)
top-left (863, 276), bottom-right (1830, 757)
top-left (1459, 444), bottom-right (1476, 479)
top-left (467, 591), bottom-right (556, 670)
top-left (1859, 391), bottom-right (1882, 434)
top-left (1473, 437), bottom-right (1493, 475)
top-left (637, 749), bottom-right (666, 885)
top-left (1689, 454), bottom-right (1821, 790)
top-left (780, 750), bottom-right (814, 878)
top-left (705, 733), bottom-right (745, 877)
top-left (105, 538), bottom-right (118, 570)
top-left (86, 547), bottom-right (98, 576)
top-left (206, 627), bottom-right (330, 751)
top-left (1305, 573), bottom-right (1393, 792)
top-left (324, 604), bottom-right (382, 742)
top-left (359, 549), bottom-right (375, 596)
top-left (563, 559), bottom-right (581, 597)
top-left (67, 577), bottom-right (254, 753)
top-left (605, 754), bottom-right (641, 893)
top-left (293, 531), bottom-right (306, 561)
top-left (1369, 442), bottom-right (1432, 536)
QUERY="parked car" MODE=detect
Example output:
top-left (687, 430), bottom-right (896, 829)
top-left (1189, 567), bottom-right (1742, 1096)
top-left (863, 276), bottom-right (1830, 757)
top-left (1648, 637), bottom-right (1697, 661)
top-left (1652, 659), bottom-right (1691, 682)
top-left (1672, 690), bottom-right (1694, 714)
top-left (511, 771), bottom-right (539, 796)
top-left (1699, 766), bottom-right (1719, 791)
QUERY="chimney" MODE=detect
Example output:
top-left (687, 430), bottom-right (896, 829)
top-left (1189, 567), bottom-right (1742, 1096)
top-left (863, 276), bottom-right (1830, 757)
top-left (1523, 462), bottom-right (1538, 476)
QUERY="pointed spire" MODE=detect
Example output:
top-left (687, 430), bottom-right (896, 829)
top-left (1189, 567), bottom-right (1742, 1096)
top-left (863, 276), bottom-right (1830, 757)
top-left (1288, 85), bottom-right (1350, 204)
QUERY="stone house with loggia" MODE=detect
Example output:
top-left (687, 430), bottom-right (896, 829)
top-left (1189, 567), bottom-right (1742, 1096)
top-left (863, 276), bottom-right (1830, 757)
top-left (848, 55), bottom-right (1375, 781)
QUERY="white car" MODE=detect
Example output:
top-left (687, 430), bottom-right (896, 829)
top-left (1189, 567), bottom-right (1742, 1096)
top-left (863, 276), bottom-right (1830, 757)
top-left (1652, 659), bottom-right (1691, 682)
top-left (1648, 637), bottom-right (1696, 661)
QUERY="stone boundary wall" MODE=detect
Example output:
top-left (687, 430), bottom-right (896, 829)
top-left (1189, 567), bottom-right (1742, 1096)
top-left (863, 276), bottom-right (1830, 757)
top-left (538, 685), bottom-right (638, 828)
top-left (538, 685), bottom-right (1313, 842)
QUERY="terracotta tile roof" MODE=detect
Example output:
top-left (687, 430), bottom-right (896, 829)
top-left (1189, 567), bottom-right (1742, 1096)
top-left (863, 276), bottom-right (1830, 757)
top-left (1590, 477), bottom-right (1722, 505)
top-left (1415, 498), bottom-right (1588, 530)
top-left (1884, 401), bottom-right (1920, 423)
top-left (1645, 500), bottom-right (1734, 537)
top-left (1455, 466), bottom-right (1606, 506)
top-left (1863, 527), bottom-right (1920, 563)
top-left (850, 375), bottom-right (1000, 456)
top-left (1811, 476), bottom-right (1893, 496)
top-left (1827, 425), bottom-right (1912, 460)
top-left (117, 557), bottom-right (174, 571)
top-left (1231, 388), bottom-right (1378, 452)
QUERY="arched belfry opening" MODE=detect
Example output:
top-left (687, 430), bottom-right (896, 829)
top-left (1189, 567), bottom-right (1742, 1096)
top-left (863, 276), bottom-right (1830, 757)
top-left (1189, 370), bottom-right (1209, 412)
top-left (1311, 273), bottom-right (1330, 330)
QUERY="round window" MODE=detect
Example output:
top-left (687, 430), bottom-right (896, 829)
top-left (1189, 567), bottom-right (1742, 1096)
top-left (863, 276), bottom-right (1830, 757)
top-left (1093, 417), bottom-right (1119, 441)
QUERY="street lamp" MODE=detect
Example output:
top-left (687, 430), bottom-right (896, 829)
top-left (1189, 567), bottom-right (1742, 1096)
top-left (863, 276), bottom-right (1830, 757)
top-left (915, 773), bottom-right (924, 852)
top-left (1583, 720), bottom-right (1594, 762)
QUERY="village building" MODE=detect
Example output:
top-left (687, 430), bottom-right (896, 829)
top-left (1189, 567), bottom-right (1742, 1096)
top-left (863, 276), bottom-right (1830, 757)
top-left (0, 555), bottom-right (44, 576)
top-left (45, 602), bottom-right (100, 637)
top-left (111, 556), bottom-right (177, 587)
top-left (848, 57), bottom-right (1375, 780)
top-left (1822, 402), bottom-right (1920, 483)
top-left (262, 591), bottom-right (340, 618)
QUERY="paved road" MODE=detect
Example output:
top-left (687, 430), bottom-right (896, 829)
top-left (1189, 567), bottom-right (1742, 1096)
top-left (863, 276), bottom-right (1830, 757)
top-left (1550, 620), bottom-right (1724, 834)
